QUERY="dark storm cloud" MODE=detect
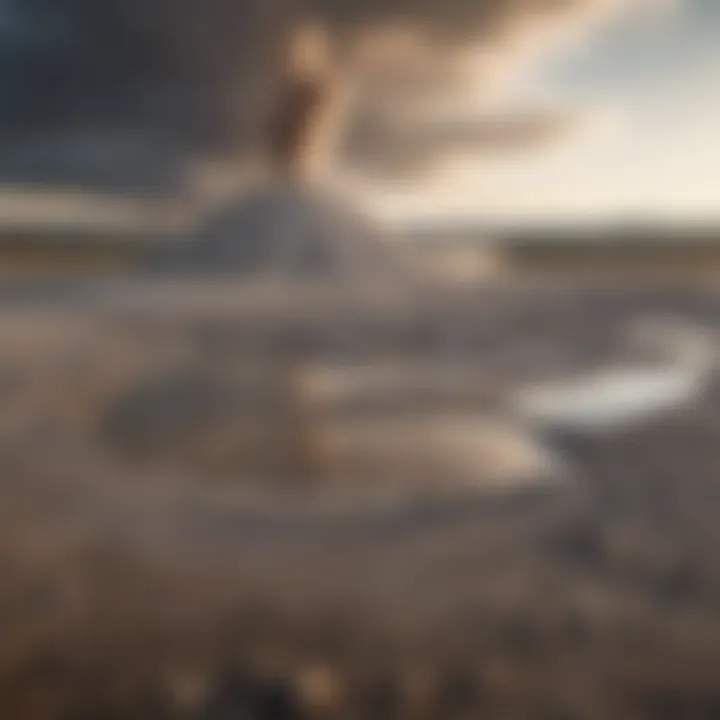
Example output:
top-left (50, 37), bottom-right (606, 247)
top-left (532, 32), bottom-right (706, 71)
top-left (0, 0), bottom-right (659, 190)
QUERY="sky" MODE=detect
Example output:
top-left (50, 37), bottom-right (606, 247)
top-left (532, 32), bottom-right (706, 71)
top-left (369, 0), bottom-right (720, 226)
top-left (0, 0), bottom-right (716, 231)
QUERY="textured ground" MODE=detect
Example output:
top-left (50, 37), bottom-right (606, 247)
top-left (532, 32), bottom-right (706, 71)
top-left (1, 274), bottom-right (720, 719)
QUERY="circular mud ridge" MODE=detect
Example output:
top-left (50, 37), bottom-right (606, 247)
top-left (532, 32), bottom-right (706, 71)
top-left (0, 356), bottom-right (578, 533)
top-left (0, 288), bottom-right (578, 532)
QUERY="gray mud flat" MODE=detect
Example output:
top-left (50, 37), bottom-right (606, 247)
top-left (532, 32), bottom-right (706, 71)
top-left (1, 275), bottom-right (720, 719)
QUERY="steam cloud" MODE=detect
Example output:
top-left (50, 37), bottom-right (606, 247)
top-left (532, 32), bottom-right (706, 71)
top-left (0, 0), bottom-right (663, 191)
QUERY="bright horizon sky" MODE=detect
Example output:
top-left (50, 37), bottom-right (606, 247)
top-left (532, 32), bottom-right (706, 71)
top-left (367, 0), bottom-right (720, 227)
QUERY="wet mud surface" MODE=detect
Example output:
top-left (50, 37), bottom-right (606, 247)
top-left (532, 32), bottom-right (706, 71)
top-left (1, 276), bottom-right (720, 718)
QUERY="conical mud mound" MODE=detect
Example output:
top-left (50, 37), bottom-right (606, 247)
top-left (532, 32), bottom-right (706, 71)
top-left (156, 183), bottom-right (405, 280)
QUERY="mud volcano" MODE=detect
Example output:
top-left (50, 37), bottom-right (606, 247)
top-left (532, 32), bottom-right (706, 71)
top-left (160, 183), bottom-right (403, 281)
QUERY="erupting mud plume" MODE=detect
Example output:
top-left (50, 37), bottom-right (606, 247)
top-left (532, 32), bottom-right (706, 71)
top-left (268, 21), bottom-right (350, 183)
